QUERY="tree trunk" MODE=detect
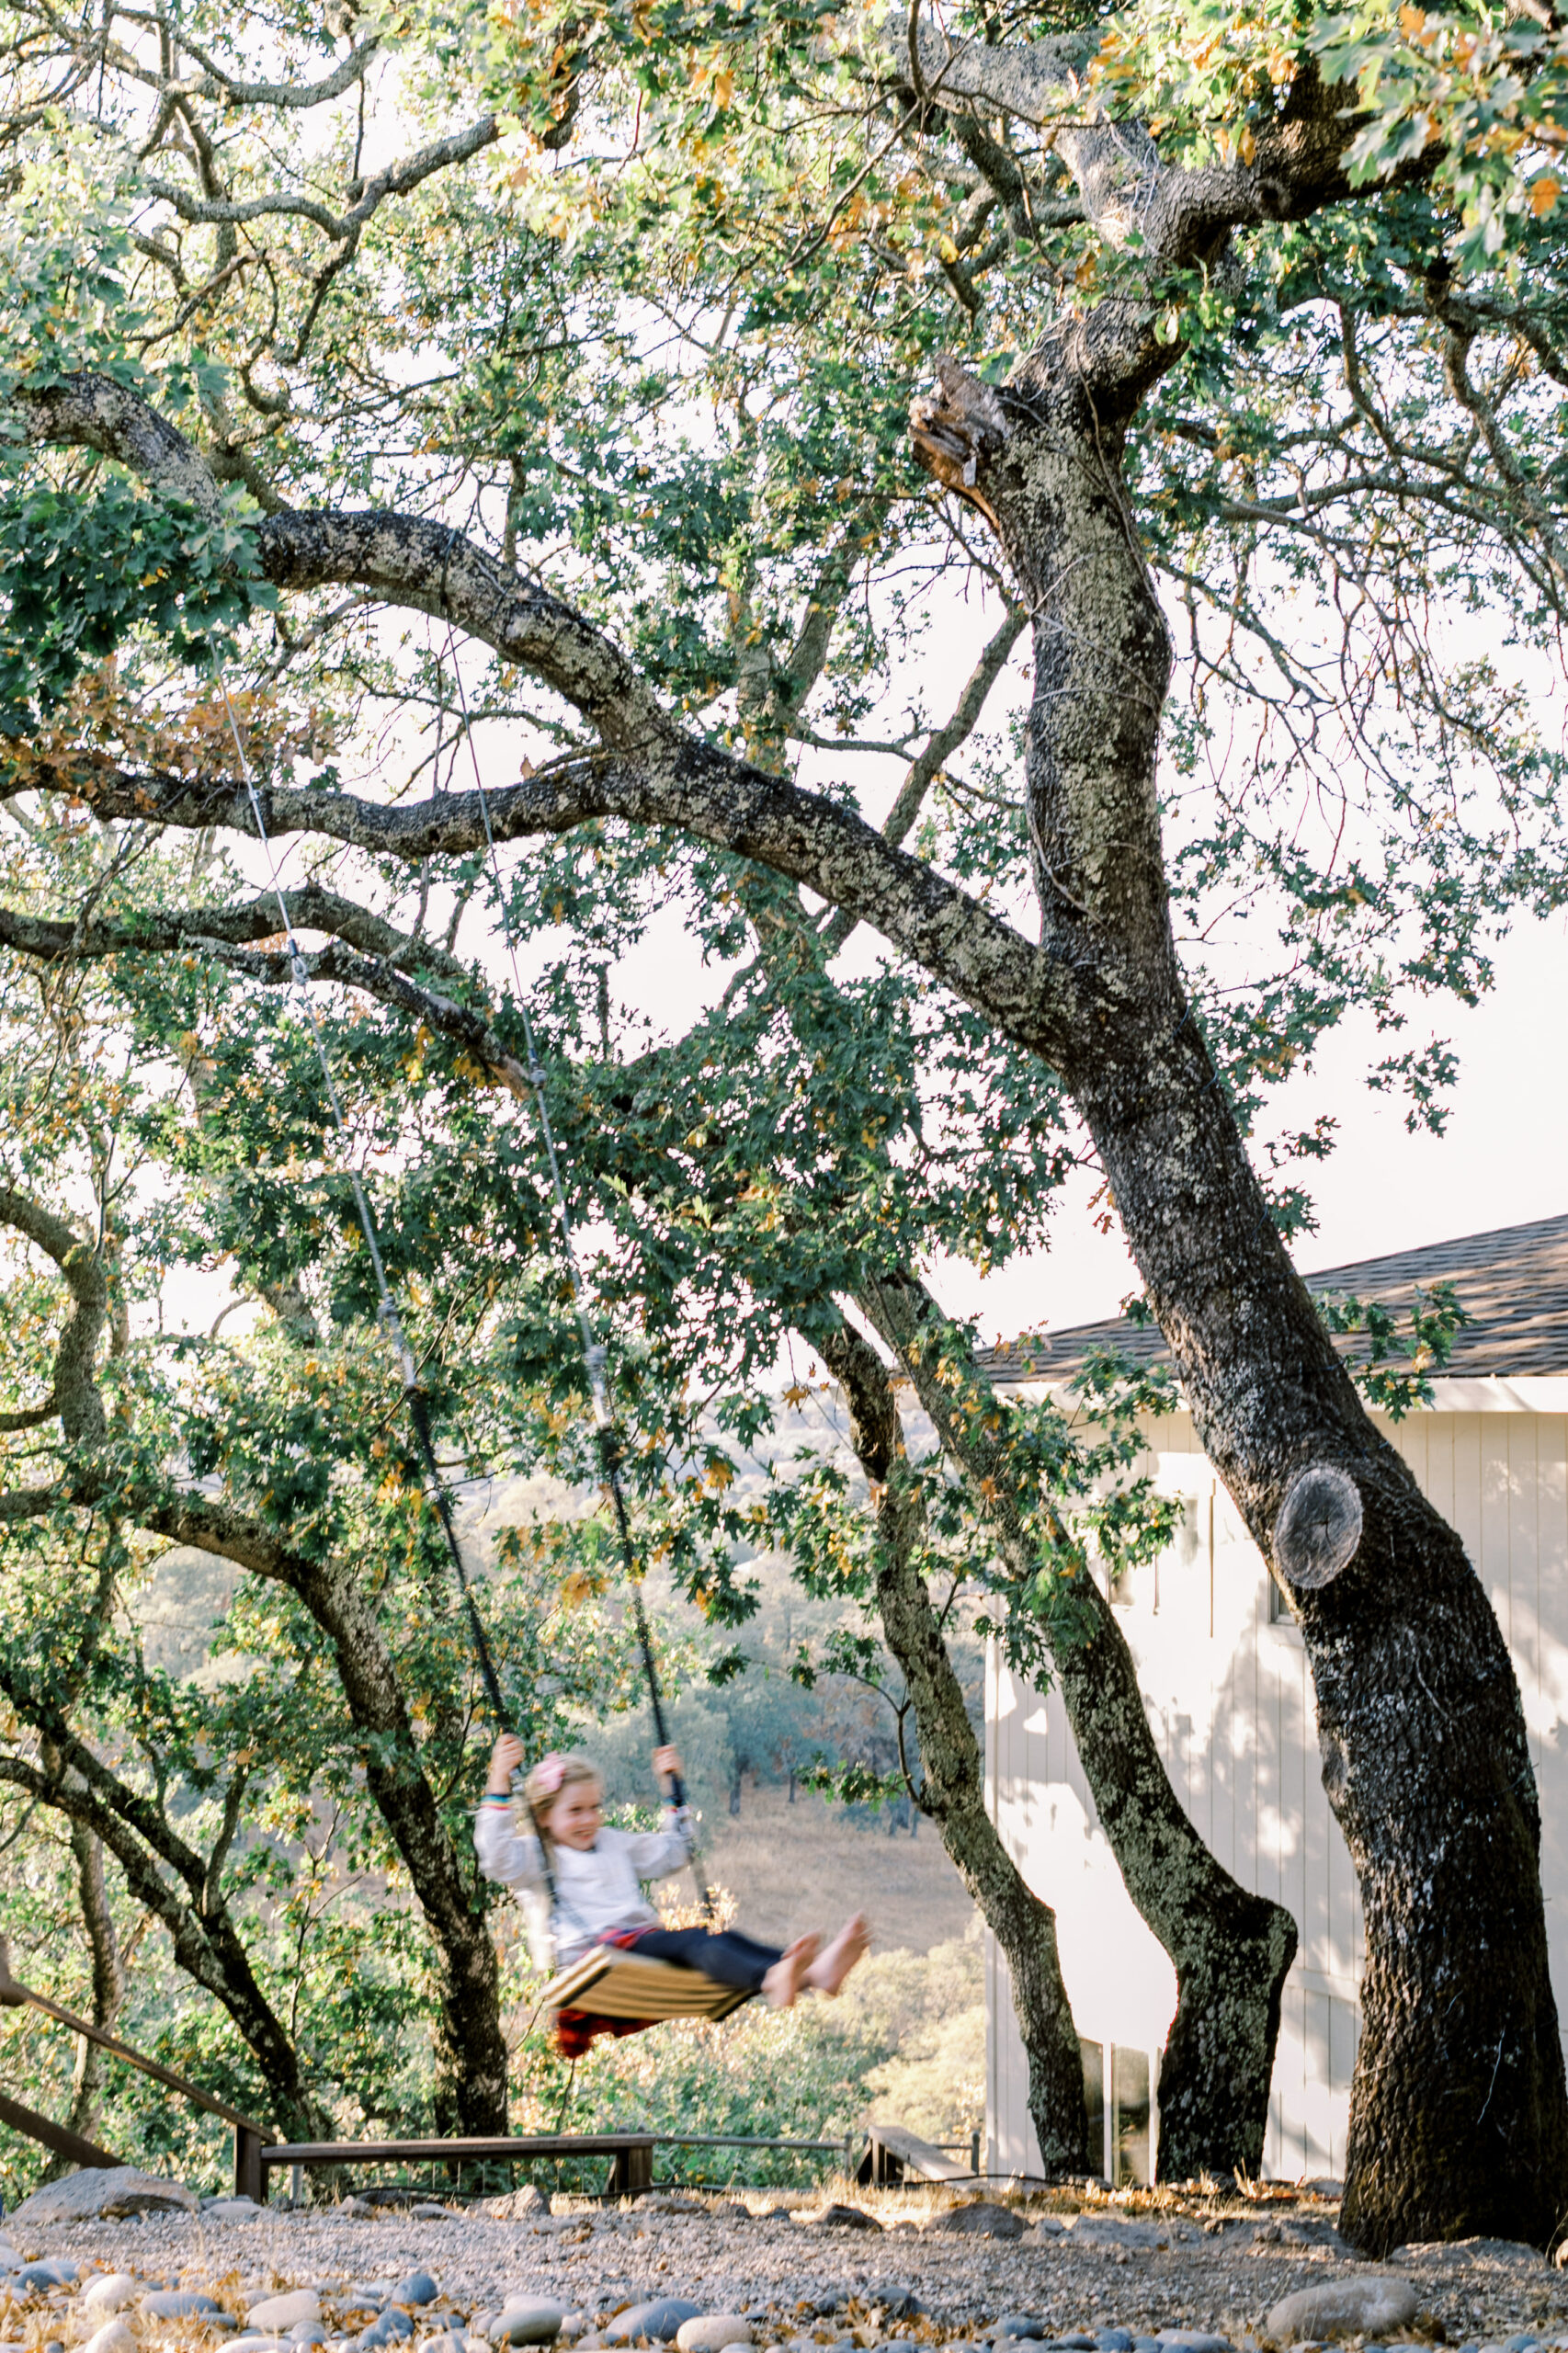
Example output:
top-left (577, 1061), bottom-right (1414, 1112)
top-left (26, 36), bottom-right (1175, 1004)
top-left (953, 346), bottom-right (1568, 2249)
top-left (40, 1820), bottom-right (126, 2178)
top-left (817, 1316), bottom-right (1088, 2177)
top-left (861, 1269), bottom-right (1297, 2182)
top-left (293, 1552), bottom-right (509, 2134)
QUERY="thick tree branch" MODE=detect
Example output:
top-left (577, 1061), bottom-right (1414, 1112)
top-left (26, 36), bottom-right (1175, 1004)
top-left (0, 1186), bottom-right (108, 1446)
top-left (6, 369), bottom-right (1075, 1058)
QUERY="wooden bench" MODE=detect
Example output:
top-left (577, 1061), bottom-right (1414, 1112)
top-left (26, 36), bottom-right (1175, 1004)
top-left (243, 2133), bottom-right (658, 2204)
top-left (857, 2120), bottom-right (977, 2187)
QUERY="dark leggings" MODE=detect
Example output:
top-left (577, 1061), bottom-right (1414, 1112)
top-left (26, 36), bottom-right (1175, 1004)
top-left (630, 1925), bottom-right (782, 1994)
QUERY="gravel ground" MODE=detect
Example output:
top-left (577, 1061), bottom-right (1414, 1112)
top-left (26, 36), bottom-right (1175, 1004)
top-left (6, 2188), bottom-right (1568, 2353)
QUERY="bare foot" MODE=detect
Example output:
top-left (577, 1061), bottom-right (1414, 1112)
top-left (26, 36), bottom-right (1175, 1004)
top-left (762, 1933), bottom-right (821, 2009)
top-left (805, 1915), bottom-right (870, 1996)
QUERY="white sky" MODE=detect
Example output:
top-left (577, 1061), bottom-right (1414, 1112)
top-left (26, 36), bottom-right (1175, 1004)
top-left (238, 506), bottom-right (1568, 1363)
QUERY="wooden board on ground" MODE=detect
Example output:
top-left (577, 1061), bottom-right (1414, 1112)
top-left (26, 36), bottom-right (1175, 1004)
top-left (858, 2120), bottom-right (975, 2186)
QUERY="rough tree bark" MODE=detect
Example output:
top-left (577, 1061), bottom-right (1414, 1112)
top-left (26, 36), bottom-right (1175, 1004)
top-left (856, 1269), bottom-right (1297, 2183)
top-left (906, 271), bottom-right (1564, 2252)
top-left (815, 1314), bottom-right (1090, 2178)
top-left (36, 1811), bottom-right (127, 2176)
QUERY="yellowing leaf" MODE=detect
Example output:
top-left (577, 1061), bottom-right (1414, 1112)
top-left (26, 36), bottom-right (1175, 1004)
top-left (1531, 174), bottom-right (1561, 216)
top-left (1398, 5), bottom-right (1426, 34)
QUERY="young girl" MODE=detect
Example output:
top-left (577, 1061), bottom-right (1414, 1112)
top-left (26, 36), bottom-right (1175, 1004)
top-left (476, 1733), bottom-right (869, 2008)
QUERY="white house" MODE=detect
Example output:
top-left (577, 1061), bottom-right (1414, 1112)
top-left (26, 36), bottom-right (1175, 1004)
top-left (981, 1213), bottom-right (1568, 2188)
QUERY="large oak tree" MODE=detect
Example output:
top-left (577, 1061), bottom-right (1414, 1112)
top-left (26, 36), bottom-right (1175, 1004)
top-left (2, 0), bottom-right (1567, 2250)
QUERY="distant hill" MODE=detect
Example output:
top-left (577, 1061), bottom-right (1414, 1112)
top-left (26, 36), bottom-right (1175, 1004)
top-left (696, 1780), bottom-right (976, 1953)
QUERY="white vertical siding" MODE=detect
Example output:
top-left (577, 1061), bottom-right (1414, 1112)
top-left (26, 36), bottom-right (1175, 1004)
top-left (986, 1398), bottom-right (1568, 2182)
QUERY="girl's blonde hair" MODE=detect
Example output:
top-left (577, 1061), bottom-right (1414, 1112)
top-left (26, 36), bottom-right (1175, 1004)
top-left (523, 1751), bottom-right (602, 1845)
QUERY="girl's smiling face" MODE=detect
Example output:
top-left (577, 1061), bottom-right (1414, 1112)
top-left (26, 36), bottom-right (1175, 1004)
top-left (545, 1778), bottom-right (605, 1851)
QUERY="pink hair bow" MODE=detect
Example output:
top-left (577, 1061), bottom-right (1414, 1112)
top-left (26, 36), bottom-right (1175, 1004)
top-left (533, 1753), bottom-right (566, 1795)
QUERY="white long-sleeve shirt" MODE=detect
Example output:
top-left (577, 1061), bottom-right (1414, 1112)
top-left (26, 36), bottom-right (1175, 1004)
top-left (473, 1795), bottom-right (693, 1971)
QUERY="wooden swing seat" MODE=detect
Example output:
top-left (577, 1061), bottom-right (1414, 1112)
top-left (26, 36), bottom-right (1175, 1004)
top-left (543, 1946), bottom-right (752, 2024)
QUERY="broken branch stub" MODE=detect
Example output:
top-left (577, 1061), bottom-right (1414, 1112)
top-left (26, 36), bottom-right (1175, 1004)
top-left (909, 356), bottom-right (1010, 530)
top-left (1273, 1463), bottom-right (1363, 1590)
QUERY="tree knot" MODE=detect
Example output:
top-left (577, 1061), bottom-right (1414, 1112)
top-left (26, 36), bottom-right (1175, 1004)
top-left (910, 356), bottom-right (1010, 531)
top-left (1272, 1460), bottom-right (1363, 1591)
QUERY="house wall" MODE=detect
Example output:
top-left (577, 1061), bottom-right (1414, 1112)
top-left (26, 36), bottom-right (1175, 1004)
top-left (985, 1383), bottom-right (1568, 2184)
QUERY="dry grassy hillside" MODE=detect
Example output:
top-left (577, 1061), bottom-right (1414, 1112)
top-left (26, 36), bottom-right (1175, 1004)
top-left (696, 1782), bottom-right (977, 1953)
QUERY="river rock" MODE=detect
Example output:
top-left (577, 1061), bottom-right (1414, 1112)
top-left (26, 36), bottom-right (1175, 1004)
top-left (82, 2324), bottom-right (137, 2353)
top-left (143, 2292), bottom-right (229, 2321)
top-left (83, 2276), bottom-right (139, 2313)
top-left (800, 2206), bottom-right (881, 2234)
top-left (926, 2203), bottom-right (1024, 2241)
top-left (8, 2166), bottom-right (197, 2226)
top-left (496, 2303), bottom-right (565, 2346)
top-left (1071, 2218), bottom-right (1167, 2250)
top-left (606, 2302), bottom-right (704, 2344)
top-left (676, 2320), bottom-right (753, 2353)
top-left (205, 2200), bottom-right (266, 2223)
top-left (394, 2280), bottom-right (440, 2311)
top-left (251, 2297), bottom-right (324, 2334)
top-left (1155, 2336), bottom-right (1233, 2352)
top-left (995, 2322), bottom-right (1046, 2342)
top-left (17, 2263), bottom-right (77, 2290)
top-left (1267, 2279), bottom-right (1419, 2341)
top-left (363, 2318), bottom-right (416, 2349)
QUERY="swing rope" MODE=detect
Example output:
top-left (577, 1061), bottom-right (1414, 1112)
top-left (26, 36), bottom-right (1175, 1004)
top-left (441, 624), bottom-right (711, 1913)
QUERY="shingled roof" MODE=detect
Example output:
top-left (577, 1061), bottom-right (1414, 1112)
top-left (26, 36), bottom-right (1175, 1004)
top-left (974, 1211), bottom-right (1568, 1388)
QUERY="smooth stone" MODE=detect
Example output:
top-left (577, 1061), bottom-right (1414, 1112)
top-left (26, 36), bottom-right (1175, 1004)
top-left (1507, 2339), bottom-right (1541, 2349)
top-left (393, 2280), bottom-right (441, 2312)
top-left (926, 2202), bottom-right (1024, 2240)
top-left (1073, 2219), bottom-right (1166, 2249)
top-left (206, 2200), bottom-right (267, 2223)
top-left (676, 2322), bottom-right (753, 2353)
top-left (1267, 2283), bottom-right (1418, 2343)
top-left (1051, 2340), bottom-right (1096, 2351)
top-left (1096, 2336), bottom-right (1135, 2352)
top-left (496, 2305), bottom-right (566, 2347)
top-left (421, 2338), bottom-right (468, 2353)
top-left (995, 2325), bottom-right (1044, 2344)
top-left (252, 2298), bottom-right (324, 2334)
top-left (18, 2264), bottom-right (78, 2290)
top-left (294, 2328), bottom-right (328, 2346)
top-left (82, 2325), bottom-right (137, 2353)
top-left (1155, 2339), bottom-right (1232, 2352)
top-left (145, 2293), bottom-right (227, 2320)
top-left (339, 2199), bottom-right (374, 2218)
top-left (364, 2315), bottom-right (416, 2348)
top-left (605, 2304), bottom-right (704, 2346)
top-left (10, 2167), bottom-right (197, 2225)
top-left (83, 2277), bottom-right (139, 2314)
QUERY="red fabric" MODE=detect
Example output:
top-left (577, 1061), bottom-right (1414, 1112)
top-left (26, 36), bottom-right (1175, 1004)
top-left (551, 1929), bottom-right (662, 2058)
